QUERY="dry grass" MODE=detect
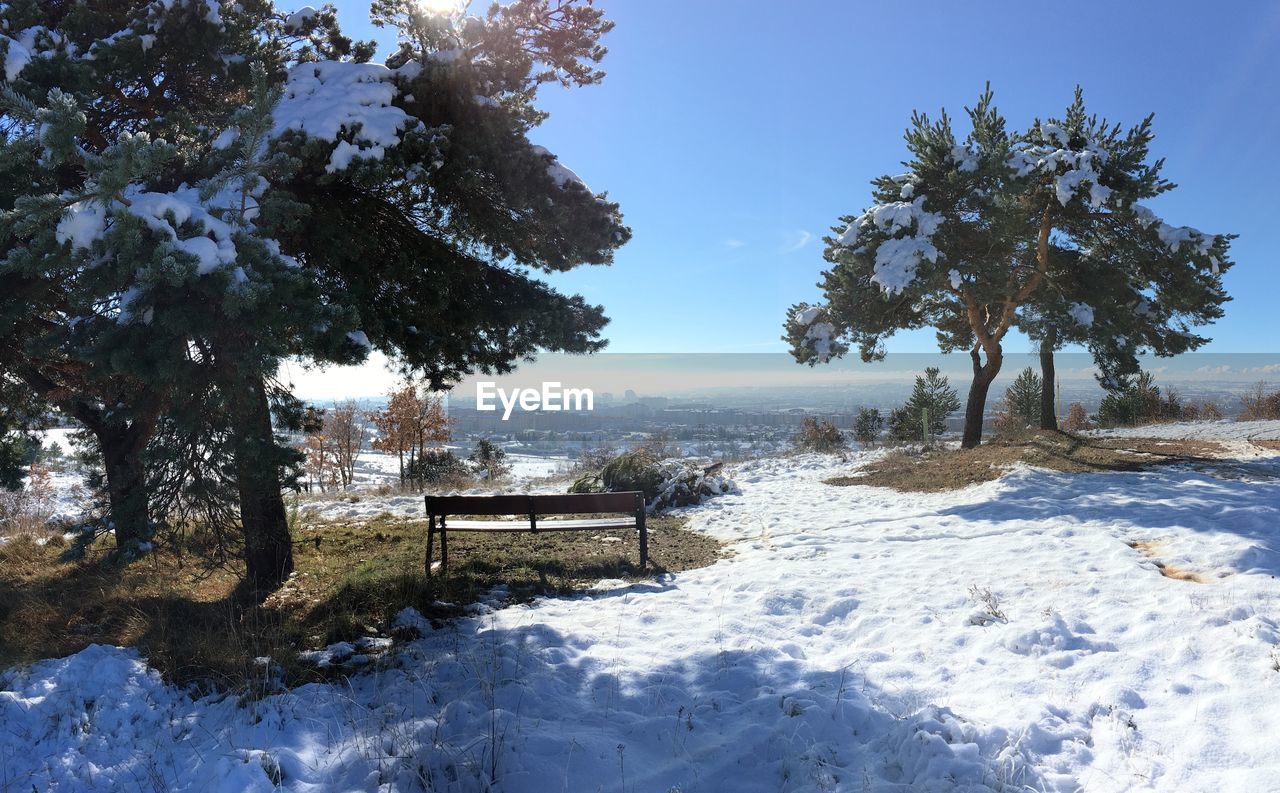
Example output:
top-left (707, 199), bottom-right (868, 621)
top-left (826, 430), bottom-right (1228, 493)
top-left (1127, 538), bottom-right (1205, 583)
top-left (0, 512), bottom-right (719, 692)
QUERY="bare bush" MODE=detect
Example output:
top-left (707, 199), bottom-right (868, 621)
top-left (1063, 402), bottom-right (1090, 432)
top-left (1240, 382), bottom-right (1280, 421)
top-left (794, 417), bottom-right (846, 453)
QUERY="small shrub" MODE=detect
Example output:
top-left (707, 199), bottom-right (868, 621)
top-left (852, 407), bottom-right (883, 447)
top-left (568, 473), bottom-right (603, 493)
top-left (601, 449), bottom-right (665, 497)
top-left (887, 406), bottom-right (918, 443)
top-left (468, 439), bottom-right (511, 481)
top-left (1097, 371), bottom-right (1170, 427)
top-left (572, 444), bottom-right (617, 476)
top-left (406, 450), bottom-right (471, 487)
top-left (967, 585), bottom-right (1007, 625)
top-left (1200, 400), bottom-right (1223, 421)
top-left (1063, 402), bottom-right (1090, 432)
top-left (793, 417), bottom-right (846, 453)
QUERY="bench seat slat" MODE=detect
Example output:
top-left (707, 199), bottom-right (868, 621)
top-left (446, 517), bottom-right (638, 531)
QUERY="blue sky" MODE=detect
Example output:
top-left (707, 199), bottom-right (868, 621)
top-left (330, 0), bottom-right (1279, 357)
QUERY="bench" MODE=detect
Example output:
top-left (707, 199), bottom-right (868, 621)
top-left (424, 492), bottom-right (647, 575)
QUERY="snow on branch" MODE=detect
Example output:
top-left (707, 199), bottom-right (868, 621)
top-left (837, 196), bottom-right (944, 296)
top-left (1, 26), bottom-right (73, 81)
top-left (796, 305), bottom-right (837, 362)
top-left (271, 60), bottom-right (418, 173)
top-left (531, 145), bottom-right (589, 191)
top-left (1007, 138), bottom-right (1112, 209)
top-left (1131, 204), bottom-right (1221, 271)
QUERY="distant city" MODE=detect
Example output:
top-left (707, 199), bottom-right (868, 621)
top-left (440, 373), bottom-right (1270, 461)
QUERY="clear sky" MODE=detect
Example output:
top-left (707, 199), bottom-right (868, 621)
top-left (299, 0), bottom-right (1280, 397)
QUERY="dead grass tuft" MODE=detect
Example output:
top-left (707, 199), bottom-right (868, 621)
top-left (1127, 538), bottom-right (1205, 583)
top-left (825, 430), bottom-right (1227, 493)
top-left (1151, 561), bottom-right (1204, 583)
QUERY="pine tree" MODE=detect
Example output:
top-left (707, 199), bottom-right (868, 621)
top-left (852, 407), bottom-right (883, 446)
top-left (468, 438), bottom-right (510, 481)
top-left (1000, 367), bottom-right (1042, 430)
top-left (895, 367), bottom-right (960, 441)
top-left (785, 86), bottom-right (1234, 448)
top-left (0, 374), bottom-right (43, 491)
top-left (0, 1), bottom-right (629, 595)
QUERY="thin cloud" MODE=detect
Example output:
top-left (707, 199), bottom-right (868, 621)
top-left (723, 239), bottom-right (746, 249)
top-left (780, 230), bottom-right (813, 254)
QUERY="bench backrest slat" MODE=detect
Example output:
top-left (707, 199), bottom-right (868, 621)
top-left (427, 492), bottom-right (642, 516)
top-left (527, 493), bottom-right (642, 515)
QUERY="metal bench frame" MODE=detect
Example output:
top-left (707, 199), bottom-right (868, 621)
top-left (425, 492), bottom-right (647, 575)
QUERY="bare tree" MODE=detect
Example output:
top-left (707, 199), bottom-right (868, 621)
top-left (326, 401), bottom-right (368, 488)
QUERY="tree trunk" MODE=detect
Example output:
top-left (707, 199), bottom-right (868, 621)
top-left (961, 345), bottom-right (1003, 449)
top-left (227, 370), bottom-right (294, 601)
top-left (96, 426), bottom-right (149, 548)
top-left (1039, 328), bottom-right (1058, 431)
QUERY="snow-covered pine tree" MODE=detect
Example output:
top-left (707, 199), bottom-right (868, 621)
top-left (0, 0), bottom-right (629, 594)
top-left (784, 86), bottom-right (1234, 448)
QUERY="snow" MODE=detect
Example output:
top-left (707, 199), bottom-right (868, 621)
top-left (126, 187), bottom-right (238, 274)
top-left (55, 179), bottom-right (282, 313)
top-left (271, 60), bottom-right (417, 173)
top-left (1, 25), bottom-right (74, 81)
top-left (837, 196), bottom-right (944, 296)
top-left (950, 143), bottom-right (979, 172)
top-left (530, 145), bottom-right (588, 191)
top-left (283, 6), bottom-right (319, 31)
top-left (5, 426), bottom-right (1280, 790)
top-left (1, 32), bottom-right (31, 81)
top-left (1132, 204), bottom-right (1218, 267)
top-left (795, 307), bottom-right (837, 362)
top-left (840, 196), bottom-right (944, 247)
top-left (1068, 301), bottom-right (1094, 327)
top-left (54, 200), bottom-right (108, 250)
top-left (1008, 138), bottom-right (1112, 210)
top-left (870, 235), bottom-right (940, 295)
top-left (803, 321), bottom-right (836, 361)
top-left (211, 126), bottom-right (240, 150)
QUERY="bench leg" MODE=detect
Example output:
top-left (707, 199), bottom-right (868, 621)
top-left (441, 527), bottom-right (449, 575)
top-left (638, 511), bottom-right (648, 570)
top-left (426, 516), bottom-right (435, 576)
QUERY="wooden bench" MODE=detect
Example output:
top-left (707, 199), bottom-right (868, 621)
top-left (424, 492), bottom-right (647, 575)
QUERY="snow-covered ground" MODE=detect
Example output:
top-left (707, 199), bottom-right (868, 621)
top-left (1089, 419), bottom-right (1280, 458)
top-left (3, 425), bottom-right (1280, 791)
top-left (295, 449), bottom-right (572, 522)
